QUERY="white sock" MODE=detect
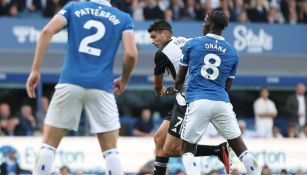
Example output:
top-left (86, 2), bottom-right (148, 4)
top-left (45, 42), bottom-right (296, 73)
top-left (239, 151), bottom-right (260, 175)
top-left (103, 148), bottom-right (123, 175)
top-left (33, 143), bottom-right (56, 175)
top-left (182, 152), bottom-right (201, 175)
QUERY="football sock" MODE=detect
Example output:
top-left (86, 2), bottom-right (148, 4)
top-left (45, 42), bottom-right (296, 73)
top-left (154, 156), bottom-right (169, 175)
top-left (182, 152), bottom-right (201, 175)
top-left (33, 143), bottom-right (56, 175)
top-left (239, 151), bottom-right (260, 175)
top-left (103, 148), bottom-right (123, 175)
top-left (195, 144), bottom-right (220, 157)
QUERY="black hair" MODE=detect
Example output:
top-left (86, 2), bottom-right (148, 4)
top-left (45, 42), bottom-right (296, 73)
top-left (147, 20), bottom-right (172, 33)
top-left (206, 10), bottom-right (228, 32)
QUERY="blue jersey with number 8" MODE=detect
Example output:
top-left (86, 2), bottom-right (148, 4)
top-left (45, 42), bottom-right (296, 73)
top-left (180, 34), bottom-right (239, 103)
top-left (57, 1), bottom-right (134, 92)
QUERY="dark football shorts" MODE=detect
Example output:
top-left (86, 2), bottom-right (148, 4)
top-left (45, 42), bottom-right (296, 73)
top-left (165, 100), bottom-right (187, 138)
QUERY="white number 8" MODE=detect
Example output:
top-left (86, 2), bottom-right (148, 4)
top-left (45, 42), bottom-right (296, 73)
top-left (200, 53), bottom-right (221, 80)
top-left (79, 20), bottom-right (105, 56)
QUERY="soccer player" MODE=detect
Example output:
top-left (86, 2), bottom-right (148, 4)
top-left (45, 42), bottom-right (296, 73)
top-left (26, 0), bottom-right (137, 175)
top-left (175, 10), bottom-right (260, 175)
top-left (148, 20), bottom-right (231, 175)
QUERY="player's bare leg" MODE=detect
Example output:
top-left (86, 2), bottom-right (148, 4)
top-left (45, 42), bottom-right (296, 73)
top-left (97, 129), bottom-right (123, 175)
top-left (42, 124), bottom-right (66, 148)
top-left (156, 120), bottom-right (230, 174)
top-left (162, 134), bottom-right (230, 173)
top-left (33, 124), bottom-right (66, 175)
top-left (228, 136), bottom-right (260, 175)
top-left (154, 120), bottom-right (170, 175)
top-left (180, 141), bottom-right (230, 175)
top-left (163, 100), bottom-right (231, 173)
top-left (180, 141), bottom-right (231, 175)
top-left (162, 133), bottom-right (182, 157)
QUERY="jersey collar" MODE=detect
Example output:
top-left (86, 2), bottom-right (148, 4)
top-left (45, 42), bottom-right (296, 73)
top-left (206, 33), bottom-right (225, 41)
top-left (91, 0), bottom-right (112, 7)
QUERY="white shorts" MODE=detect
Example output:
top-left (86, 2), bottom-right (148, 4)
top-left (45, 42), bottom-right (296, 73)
top-left (181, 99), bottom-right (241, 143)
top-left (45, 83), bottom-right (120, 133)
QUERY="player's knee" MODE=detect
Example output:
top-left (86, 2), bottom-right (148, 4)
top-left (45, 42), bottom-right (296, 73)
top-left (100, 141), bottom-right (117, 152)
top-left (154, 134), bottom-right (165, 155)
top-left (162, 146), bottom-right (173, 156)
top-left (154, 133), bottom-right (164, 147)
top-left (162, 142), bottom-right (180, 156)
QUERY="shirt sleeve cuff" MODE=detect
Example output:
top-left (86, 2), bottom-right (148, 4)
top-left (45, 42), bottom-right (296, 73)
top-left (179, 62), bottom-right (188, 66)
top-left (55, 14), bottom-right (67, 23)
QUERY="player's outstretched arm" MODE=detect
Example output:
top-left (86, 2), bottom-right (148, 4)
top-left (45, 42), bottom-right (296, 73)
top-left (114, 30), bottom-right (138, 95)
top-left (26, 15), bottom-right (66, 98)
top-left (175, 65), bottom-right (188, 92)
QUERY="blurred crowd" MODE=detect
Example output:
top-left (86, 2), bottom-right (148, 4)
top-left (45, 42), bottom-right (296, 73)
top-left (1, 82), bottom-right (307, 139)
top-left (0, 96), bottom-right (48, 136)
top-left (241, 82), bottom-right (307, 139)
top-left (0, 0), bottom-right (307, 24)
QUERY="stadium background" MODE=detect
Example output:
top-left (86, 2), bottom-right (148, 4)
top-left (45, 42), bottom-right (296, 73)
top-left (1, 0), bottom-right (307, 174)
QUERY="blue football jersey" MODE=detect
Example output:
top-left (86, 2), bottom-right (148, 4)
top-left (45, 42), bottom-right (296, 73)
top-left (57, 0), bottom-right (134, 92)
top-left (180, 34), bottom-right (239, 103)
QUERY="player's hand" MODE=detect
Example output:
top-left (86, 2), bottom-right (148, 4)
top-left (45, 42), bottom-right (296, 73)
top-left (113, 76), bottom-right (127, 96)
top-left (176, 93), bottom-right (186, 106)
top-left (163, 87), bottom-right (176, 96)
top-left (26, 71), bottom-right (41, 98)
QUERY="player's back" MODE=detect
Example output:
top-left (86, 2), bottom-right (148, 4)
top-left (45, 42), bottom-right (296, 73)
top-left (154, 36), bottom-right (190, 90)
top-left (183, 34), bottom-right (239, 102)
top-left (58, 0), bottom-right (134, 92)
top-left (157, 36), bottom-right (187, 80)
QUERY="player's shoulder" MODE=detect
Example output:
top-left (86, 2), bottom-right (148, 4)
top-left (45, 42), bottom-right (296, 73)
top-left (223, 40), bottom-right (234, 49)
top-left (154, 47), bottom-right (166, 59)
top-left (221, 40), bottom-right (239, 58)
top-left (189, 36), bottom-right (204, 42)
top-left (183, 36), bottom-right (203, 48)
top-left (162, 37), bottom-right (185, 57)
top-left (229, 45), bottom-right (239, 58)
top-left (64, 1), bottom-right (92, 11)
top-left (155, 48), bottom-right (164, 56)
top-left (171, 36), bottom-right (188, 47)
top-left (154, 48), bottom-right (168, 64)
top-left (172, 36), bottom-right (188, 42)
top-left (160, 39), bottom-right (174, 52)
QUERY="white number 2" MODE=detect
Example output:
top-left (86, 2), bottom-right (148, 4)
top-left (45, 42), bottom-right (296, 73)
top-left (200, 53), bottom-right (221, 80)
top-left (78, 20), bottom-right (105, 56)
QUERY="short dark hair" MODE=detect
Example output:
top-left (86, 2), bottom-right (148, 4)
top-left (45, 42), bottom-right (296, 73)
top-left (147, 20), bottom-right (172, 33)
top-left (207, 10), bottom-right (228, 31)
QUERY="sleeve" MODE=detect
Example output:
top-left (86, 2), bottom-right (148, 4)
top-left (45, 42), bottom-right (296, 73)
top-left (253, 99), bottom-right (263, 115)
top-left (180, 40), bottom-right (192, 66)
top-left (56, 2), bottom-right (73, 23)
top-left (154, 50), bottom-right (171, 75)
top-left (123, 14), bottom-right (135, 31)
top-left (270, 101), bottom-right (278, 114)
top-left (253, 100), bottom-right (258, 114)
top-left (229, 51), bottom-right (240, 79)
